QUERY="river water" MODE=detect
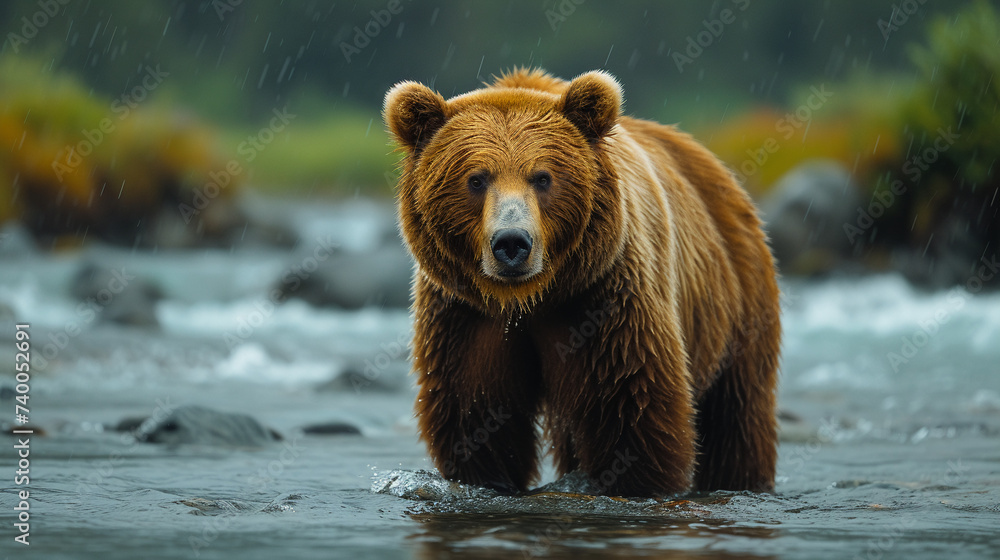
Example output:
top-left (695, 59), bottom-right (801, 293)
top-left (1, 201), bottom-right (998, 559)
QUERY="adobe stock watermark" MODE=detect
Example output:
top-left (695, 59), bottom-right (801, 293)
top-left (853, 516), bottom-right (919, 560)
top-left (554, 298), bottom-right (618, 362)
top-left (188, 436), bottom-right (302, 557)
top-left (211, 0), bottom-right (243, 21)
top-left (352, 283), bottom-right (460, 392)
top-left (720, 288), bottom-right (798, 370)
top-left (843, 127), bottom-right (959, 246)
top-left (732, 84), bottom-right (833, 185)
top-left (522, 449), bottom-right (637, 558)
top-left (553, 281), bottom-right (632, 363)
top-left (886, 253), bottom-right (998, 372)
top-left (33, 268), bottom-right (137, 371)
top-left (545, 0), bottom-right (586, 32)
top-left (851, 459), bottom-right (968, 560)
top-left (349, 331), bottom-right (409, 393)
top-left (244, 438), bottom-right (303, 493)
top-left (777, 417), bottom-right (842, 481)
top-left (6, 0), bottom-right (71, 53)
top-left (439, 407), bottom-right (513, 477)
top-left (221, 235), bottom-right (338, 349)
top-left (340, 0), bottom-right (411, 63)
top-left (589, 449), bottom-right (638, 494)
top-left (384, 169), bottom-right (401, 189)
top-left (178, 105), bottom-right (295, 224)
top-left (51, 65), bottom-right (170, 181)
top-left (878, 0), bottom-right (929, 41)
top-left (72, 397), bottom-right (176, 496)
top-left (523, 517), bottom-right (575, 559)
top-left (672, 0), bottom-right (750, 73)
top-left (188, 505), bottom-right (237, 557)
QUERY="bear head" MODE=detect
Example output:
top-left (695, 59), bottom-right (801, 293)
top-left (384, 70), bottom-right (624, 312)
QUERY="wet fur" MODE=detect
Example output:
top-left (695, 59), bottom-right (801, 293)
top-left (384, 68), bottom-right (780, 496)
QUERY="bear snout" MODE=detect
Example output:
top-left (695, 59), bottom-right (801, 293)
top-left (482, 193), bottom-right (544, 282)
top-left (491, 228), bottom-right (533, 271)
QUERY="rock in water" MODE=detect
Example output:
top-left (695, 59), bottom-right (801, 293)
top-left (0, 223), bottom-right (35, 257)
top-left (301, 422), bottom-right (362, 436)
top-left (315, 360), bottom-right (412, 393)
top-left (278, 239), bottom-right (413, 310)
top-left (759, 160), bottom-right (862, 276)
top-left (71, 262), bottom-right (163, 327)
top-left (135, 405), bottom-right (282, 447)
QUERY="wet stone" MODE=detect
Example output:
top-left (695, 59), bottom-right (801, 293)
top-left (301, 422), bottom-right (362, 436)
top-left (71, 262), bottom-right (164, 327)
top-left (132, 405), bottom-right (282, 447)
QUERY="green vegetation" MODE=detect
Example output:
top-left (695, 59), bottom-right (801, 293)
top-left (0, 0), bottom-right (974, 196)
top-left (1, 0), bottom-right (996, 255)
top-left (0, 53), bottom-right (237, 243)
top-left (870, 0), bottom-right (1000, 253)
top-left (904, 0), bottom-right (1000, 187)
top-left (702, 74), bottom-right (912, 197)
top-left (223, 107), bottom-right (396, 197)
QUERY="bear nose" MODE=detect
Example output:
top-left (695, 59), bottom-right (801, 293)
top-left (491, 228), bottom-right (532, 268)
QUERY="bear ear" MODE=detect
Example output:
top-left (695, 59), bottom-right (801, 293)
top-left (383, 81), bottom-right (449, 153)
top-left (560, 70), bottom-right (623, 142)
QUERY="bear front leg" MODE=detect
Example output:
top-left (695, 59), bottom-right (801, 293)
top-left (411, 282), bottom-right (542, 493)
top-left (543, 296), bottom-right (697, 497)
top-left (571, 365), bottom-right (696, 497)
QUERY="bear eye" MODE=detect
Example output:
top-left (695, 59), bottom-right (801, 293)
top-left (467, 173), bottom-right (488, 193)
top-left (530, 171), bottom-right (552, 191)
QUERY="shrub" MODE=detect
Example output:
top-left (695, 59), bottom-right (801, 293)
top-left (0, 54), bottom-right (238, 245)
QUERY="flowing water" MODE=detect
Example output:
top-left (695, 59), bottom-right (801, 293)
top-left (1, 201), bottom-right (998, 559)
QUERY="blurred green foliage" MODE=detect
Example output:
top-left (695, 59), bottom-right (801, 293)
top-left (868, 0), bottom-right (1000, 259)
top-left (2, 0), bottom-right (987, 195)
top-left (220, 106), bottom-right (396, 195)
top-left (1, 0), bottom-right (996, 264)
top-left (0, 52), bottom-right (238, 243)
top-left (905, 0), bottom-right (1000, 187)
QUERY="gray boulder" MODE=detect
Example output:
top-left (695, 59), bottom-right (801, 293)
top-left (132, 405), bottom-right (282, 447)
top-left (315, 359), bottom-right (412, 393)
top-left (71, 263), bottom-right (163, 327)
top-left (277, 238), bottom-right (413, 310)
top-left (0, 223), bottom-right (35, 257)
top-left (759, 160), bottom-right (863, 275)
top-left (138, 193), bottom-right (298, 250)
top-left (890, 213), bottom-right (989, 290)
top-left (301, 422), bottom-right (362, 436)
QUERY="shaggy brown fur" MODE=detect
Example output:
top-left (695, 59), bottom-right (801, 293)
top-left (384, 68), bottom-right (780, 496)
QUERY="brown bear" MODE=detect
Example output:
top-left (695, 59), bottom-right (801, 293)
top-left (383, 68), bottom-right (780, 497)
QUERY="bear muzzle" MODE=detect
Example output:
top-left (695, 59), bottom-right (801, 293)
top-left (482, 194), bottom-right (544, 283)
top-left (490, 228), bottom-right (533, 274)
